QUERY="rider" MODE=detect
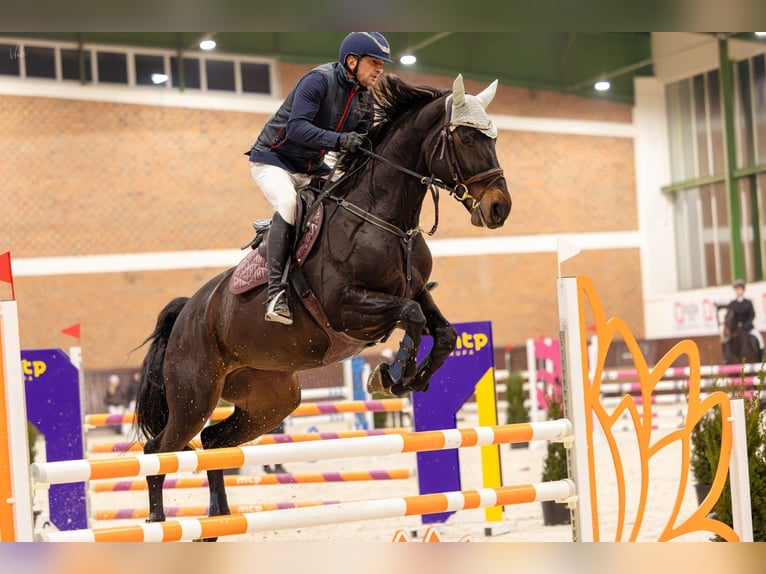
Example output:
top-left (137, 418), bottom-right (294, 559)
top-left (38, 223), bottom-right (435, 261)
top-left (729, 279), bottom-right (764, 356)
top-left (246, 32), bottom-right (393, 325)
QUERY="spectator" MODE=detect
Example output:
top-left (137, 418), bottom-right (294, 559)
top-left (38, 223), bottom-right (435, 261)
top-left (729, 279), bottom-right (764, 356)
top-left (123, 372), bottom-right (141, 436)
top-left (103, 374), bottom-right (128, 435)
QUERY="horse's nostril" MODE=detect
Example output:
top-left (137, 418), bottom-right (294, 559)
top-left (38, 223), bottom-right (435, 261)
top-left (491, 200), bottom-right (509, 224)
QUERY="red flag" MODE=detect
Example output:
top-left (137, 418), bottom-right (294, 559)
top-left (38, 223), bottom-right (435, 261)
top-left (0, 251), bottom-right (15, 300)
top-left (61, 324), bottom-right (81, 340)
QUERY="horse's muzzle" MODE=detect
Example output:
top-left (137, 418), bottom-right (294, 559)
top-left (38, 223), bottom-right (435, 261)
top-left (472, 188), bottom-right (512, 228)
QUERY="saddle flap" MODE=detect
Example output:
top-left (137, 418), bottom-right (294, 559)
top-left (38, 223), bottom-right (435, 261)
top-left (229, 201), bottom-right (324, 296)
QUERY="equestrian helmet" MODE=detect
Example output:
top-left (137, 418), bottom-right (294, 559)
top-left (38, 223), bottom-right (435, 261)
top-left (733, 279), bottom-right (746, 288)
top-left (339, 32), bottom-right (393, 65)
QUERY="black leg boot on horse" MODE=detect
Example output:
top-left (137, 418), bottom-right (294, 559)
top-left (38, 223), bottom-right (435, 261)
top-left (265, 213), bottom-right (295, 325)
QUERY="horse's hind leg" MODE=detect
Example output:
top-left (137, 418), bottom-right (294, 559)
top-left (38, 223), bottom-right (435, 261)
top-left (199, 368), bottom-right (300, 537)
top-left (143, 369), bottom-right (226, 524)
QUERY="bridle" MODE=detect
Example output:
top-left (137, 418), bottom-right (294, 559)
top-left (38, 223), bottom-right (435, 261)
top-left (425, 98), bottom-right (505, 220)
top-left (307, 96), bottom-right (505, 296)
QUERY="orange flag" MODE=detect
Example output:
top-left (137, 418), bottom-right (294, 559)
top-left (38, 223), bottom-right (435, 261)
top-left (0, 251), bottom-right (15, 300)
top-left (61, 324), bottom-right (81, 340)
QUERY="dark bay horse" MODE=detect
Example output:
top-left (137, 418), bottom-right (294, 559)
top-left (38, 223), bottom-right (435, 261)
top-left (719, 304), bottom-right (762, 364)
top-left (134, 73), bottom-right (511, 537)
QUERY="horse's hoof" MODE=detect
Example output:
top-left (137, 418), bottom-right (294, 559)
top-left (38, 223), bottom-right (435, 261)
top-left (193, 537), bottom-right (219, 542)
top-left (146, 515), bottom-right (165, 523)
top-left (390, 382), bottom-right (409, 396)
top-left (366, 363), bottom-right (393, 396)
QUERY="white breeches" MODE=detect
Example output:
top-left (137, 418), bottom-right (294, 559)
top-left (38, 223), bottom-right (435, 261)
top-left (250, 162), bottom-right (312, 225)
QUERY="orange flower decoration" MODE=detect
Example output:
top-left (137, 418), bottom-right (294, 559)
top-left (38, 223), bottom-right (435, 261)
top-left (573, 276), bottom-right (738, 541)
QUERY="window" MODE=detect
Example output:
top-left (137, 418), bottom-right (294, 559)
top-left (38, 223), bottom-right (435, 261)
top-left (135, 54), bottom-right (165, 86)
top-left (24, 46), bottom-right (55, 79)
top-left (241, 62), bottom-right (270, 94)
top-left (674, 184), bottom-right (731, 290)
top-left (753, 55), bottom-right (766, 164)
top-left (171, 56), bottom-right (200, 89)
top-left (0, 37), bottom-right (275, 95)
top-left (97, 51), bottom-right (127, 84)
top-left (0, 43), bottom-right (21, 76)
top-left (205, 59), bottom-right (235, 91)
top-left (61, 48), bottom-right (92, 82)
top-left (667, 54), bottom-right (766, 289)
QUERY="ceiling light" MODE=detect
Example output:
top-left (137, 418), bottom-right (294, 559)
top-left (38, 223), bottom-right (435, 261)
top-left (151, 73), bottom-right (168, 84)
top-left (199, 39), bottom-right (216, 50)
top-left (594, 80), bottom-right (611, 92)
top-left (399, 54), bottom-right (416, 65)
top-left (756, 32), bottom-right (766, 37)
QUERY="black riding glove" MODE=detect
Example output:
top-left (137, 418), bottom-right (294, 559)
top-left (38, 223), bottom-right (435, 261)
top-left (337, 132), bottom-right (368, 153)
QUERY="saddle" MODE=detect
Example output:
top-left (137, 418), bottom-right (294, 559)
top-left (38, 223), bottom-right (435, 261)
top-left (228, 187), bottom-right (361, 364)
top-left (229, 188), bottom-right (324, 296)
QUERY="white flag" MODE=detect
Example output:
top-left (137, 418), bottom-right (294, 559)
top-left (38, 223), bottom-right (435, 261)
top-left (557, 237), bottom-right (581, 264)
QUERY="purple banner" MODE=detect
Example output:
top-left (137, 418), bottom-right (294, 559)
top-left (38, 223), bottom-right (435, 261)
top-left (22, 349), bottom-right (87, 530)
top-left (413, 321), bottom-right (494, 524)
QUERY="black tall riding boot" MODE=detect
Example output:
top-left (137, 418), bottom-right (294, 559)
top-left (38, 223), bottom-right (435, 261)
top-left (265, 213), bottom-right (295, 325)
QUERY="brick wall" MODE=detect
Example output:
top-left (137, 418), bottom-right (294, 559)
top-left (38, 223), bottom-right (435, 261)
top-left (1, 62), bottom-right (639, 386)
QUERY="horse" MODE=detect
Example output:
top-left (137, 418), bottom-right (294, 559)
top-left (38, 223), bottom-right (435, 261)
top-left (133, 73), bottom-right (512, 539)
top-left (719, 304), bottom-right (762, 364)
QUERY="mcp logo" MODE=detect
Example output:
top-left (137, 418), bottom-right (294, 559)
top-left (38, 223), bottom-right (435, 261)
top-left (22, 359), bottom-right (47, 380)
top-left (451, 330), bottom-right (489, 356)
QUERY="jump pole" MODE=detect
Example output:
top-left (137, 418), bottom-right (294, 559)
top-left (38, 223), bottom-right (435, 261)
top-left (92, 500), bottom-right (344, 520)
top-left (84, 398), bottom-right (409, 427)
top-left (88, 428), bottom-right (411, 454)
top-left (39, 480), bottom-right (576, 542)
top-left (31, 420), bottom-right (573, 485)
top-left (0, 295), bottom-right (35, 540)
top-left (90, 469), bottom-right (414, 491)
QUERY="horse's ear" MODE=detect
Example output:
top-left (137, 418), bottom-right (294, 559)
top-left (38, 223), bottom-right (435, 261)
top-left (452, 74), bottom-right (466, 107)
top-left (476, 79), bottom-right (498, 109)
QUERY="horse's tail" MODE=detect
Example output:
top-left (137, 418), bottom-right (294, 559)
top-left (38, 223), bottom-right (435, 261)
top-left (134, 297), bottom-right (189, 440)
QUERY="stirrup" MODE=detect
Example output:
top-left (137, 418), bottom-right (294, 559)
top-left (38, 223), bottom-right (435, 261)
top-left (265, 290), bottom-right (293, 325)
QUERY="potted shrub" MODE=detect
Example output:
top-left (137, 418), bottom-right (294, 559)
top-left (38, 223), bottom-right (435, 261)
top-left (505, 372), bottom-right (530, 449)
top-left (690, 409), bottom-right (716, 505)
top-left (27, 421), bottom-right (38, 462)
top-left (690, 378), bottom-right (766, 541)
top-left (540, 388), bottom-right (571, 525)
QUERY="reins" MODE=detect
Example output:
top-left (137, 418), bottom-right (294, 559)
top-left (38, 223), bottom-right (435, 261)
top-left (304, 98), bottom-right (505, 297)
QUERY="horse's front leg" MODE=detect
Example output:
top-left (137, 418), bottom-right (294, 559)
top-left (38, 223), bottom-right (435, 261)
top-left (337, 288), bottom-right (426, 396)
top-left (405, 289), bottom-right (457, 392)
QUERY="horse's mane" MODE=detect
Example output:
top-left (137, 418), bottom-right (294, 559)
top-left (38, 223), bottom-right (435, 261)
top-left (337, 74), bottom-right (447, 175)
top-left (369, 74), bottom-right (447, 145)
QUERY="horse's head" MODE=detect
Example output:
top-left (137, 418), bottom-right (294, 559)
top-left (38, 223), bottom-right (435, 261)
top-left (428, 74), bottom-right (512, 229)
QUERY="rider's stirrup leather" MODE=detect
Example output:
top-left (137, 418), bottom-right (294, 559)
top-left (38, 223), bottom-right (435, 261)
top-left (265, 290), bottom-right (293, 325)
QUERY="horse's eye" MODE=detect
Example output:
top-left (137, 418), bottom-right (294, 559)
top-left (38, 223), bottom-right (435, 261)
top-left (458, 132), bottom-right (472, 145)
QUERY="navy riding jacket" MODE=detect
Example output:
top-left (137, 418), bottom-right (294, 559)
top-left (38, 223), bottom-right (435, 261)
top-left (247, 62), bottom-right (372, 175)
top-left (729, 298), bottom-right (756, 330)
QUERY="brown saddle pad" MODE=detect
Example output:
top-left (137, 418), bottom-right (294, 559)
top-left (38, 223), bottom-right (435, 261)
top-left (229, 203), bottom-right (323, 295)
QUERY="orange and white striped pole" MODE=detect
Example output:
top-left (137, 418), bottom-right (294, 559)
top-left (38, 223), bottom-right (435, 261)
top-left (39, 480), bottom-right (576, 542)
top-left (32, 420), bottom-right (573, 485)
top-left (88, 428), bottom-right (410, 453)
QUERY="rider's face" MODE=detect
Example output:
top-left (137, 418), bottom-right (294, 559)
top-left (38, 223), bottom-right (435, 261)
top-left (735, 286), bottom-right (745, 298)
top-left (348, 55), bottom-right (384, 88)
